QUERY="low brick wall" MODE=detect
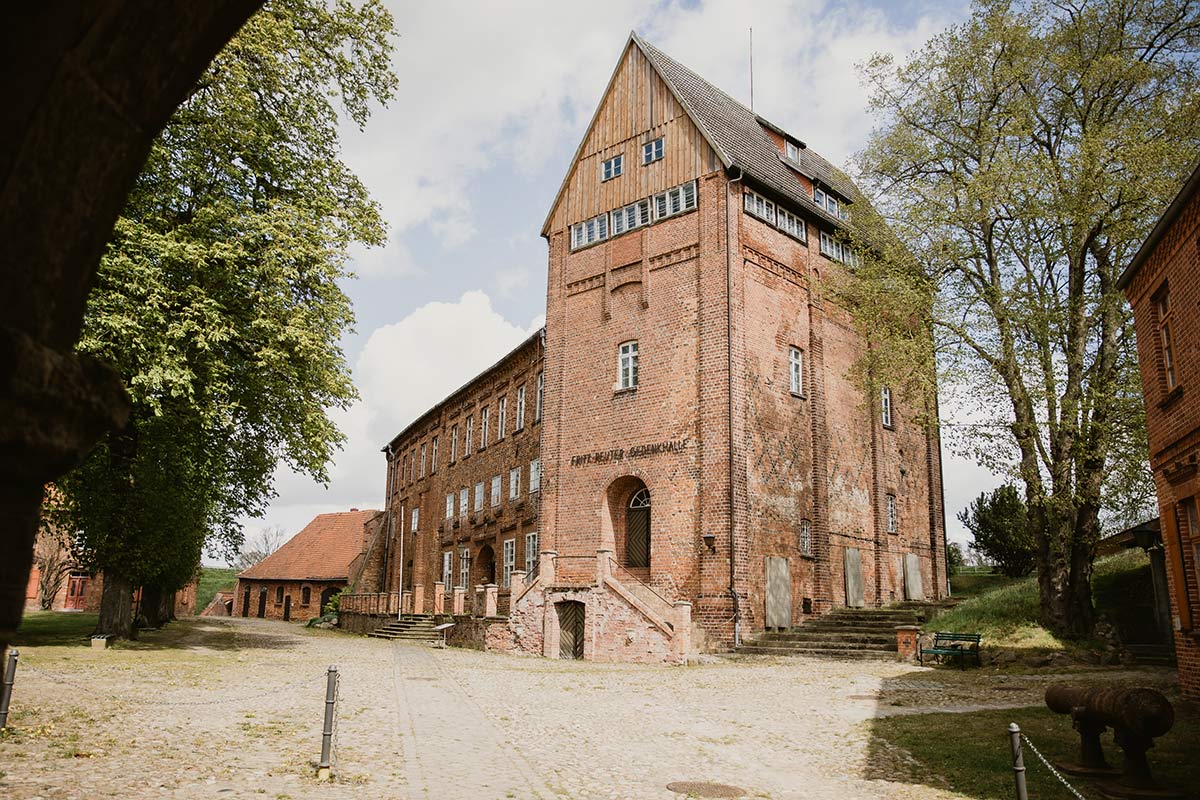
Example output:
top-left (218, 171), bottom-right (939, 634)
top-left (446, 615), bottom-right (512, 652)
top-left (338, 610), bottom-right (391, 635)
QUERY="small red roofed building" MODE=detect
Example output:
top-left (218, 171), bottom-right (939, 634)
top-left (234, 509), bottom-right (384, 621)
top-left (1119, 159), bottom-right (1200, 699)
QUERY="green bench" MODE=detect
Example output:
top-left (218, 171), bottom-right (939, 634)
top-left (919, 632), bottom-right (982, 669)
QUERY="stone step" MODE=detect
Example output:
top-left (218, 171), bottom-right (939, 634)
top-left (793, 624), bottom-right (913, 635)
top-left (734, 645), bottom-right (897, 660)
top-left (368, 631), bottom-right (443, 641)
top-left (747, 638), bottom-right (897, 652)
top-left (757, 631), bottom-right (896, 644)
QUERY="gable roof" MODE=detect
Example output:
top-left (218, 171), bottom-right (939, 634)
top-left (1117, 156), bottom-right (1200, 290)
top-left (238, 509), bottom-right (382, 582)
top-left (542, 32), bottom-right (860, 236)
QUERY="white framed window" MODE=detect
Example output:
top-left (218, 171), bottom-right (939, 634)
top-left (814, 187), bottom-right (850, 221)
top-left (515, 385), bottom-right (526, 431)
top-left (459, 487), bottom-right (468, 518)
top-left (458, 547), bottom-right (470, 588)
top-left (502, 538), bottom-right (516, 588)
top-left (743, 189), bottom-right (776, 224)
top-left (525, 531), bottom-right (538, 574)
top-left (642, 136), bottom-right (664, 164)
top-left (474, 481), bottom-right (484, 512)
top-left (886, 494), bottom-right (898, 533)
top-left (445, 493), bottom-right (454, 519)
top-left (441, 551), bottom-right (452, 589)
top-left (799, 519), bottom-right (813, 557)
top-left (479, 407), bottom-right (489, 449)
top-left (464, 417), bottom-right (473, 458)
top-left (411, 507), bottom-right (419, 533)
top-left (450, 424), bottom-right (458, 462)
top-left (430, 436), bottom-right (438, 473)
top-left (786, 141), bottom-right (800, 162)
top-left (653, 180), bottom-right (696, 220)
top-left (881, 386), bottom-right (893, 428)
top-left (570, 212), bottom-right (610, 250)
top-left (602, 153), bottom-right (623, 181)
top-left (789, 347), bottom-right (804, 395)
top-left (419, 443), bottom-right (426, 478)
top-left (1157, 288), bottom-right (1177, 390)
top-left (509, 466), bottom-right (520, 499)
top-left (777, 206), bottom-right (806, 241)
top-left (618, 340), bottom-right (639, 390)
top-left (490, 475), bottom-right (501, 507)
top-left (819, 230), bottom-right (861, 266)
top-left (535, 372), bottom-right (544, 421)
top-left (611, 198), bottom-right (651, 235)
top-left (410, 448), bottom-right (416, 480)
top-left (529, 458), bottom-right (541, 493)
top-left (498, 396), bottom-right (507, 440)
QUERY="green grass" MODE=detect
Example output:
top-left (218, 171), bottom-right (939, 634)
top-left (196, 567), bottom-right (239, 611)
top-left (13, 611), bottom-right (98, 647)
top-left (931, 550), bottom-right (1151, 652)
top-left (868, 704), bottom-right (1200, 799)
top-left (950, 572), bottom-right (1018, 598)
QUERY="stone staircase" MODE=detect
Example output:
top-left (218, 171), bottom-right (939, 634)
top-left (735, 605), bottom-right (928, 660)
top-left (1126, 642), bottom-right (1176, 667)
top-left (367, 614), bottom-right (443, 643)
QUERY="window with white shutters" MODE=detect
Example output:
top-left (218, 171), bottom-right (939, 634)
top-left (529, 459), bottom-right (541, 493)
top-left (525, 531), bottom-right (538, 574)
top-left (490, 475), bottom-right (501, 507)
top-left (502, 539), bottom-right (516, 588)
top-left (509, 466), bottom-right (520, 499)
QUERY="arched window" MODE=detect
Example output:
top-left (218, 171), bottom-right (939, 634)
top-left (301, 586), bottom-right (311, 606)
top-left (627, 487), bottom-right (651, 568)
top-left (275, 586), bottom-right (284, 603)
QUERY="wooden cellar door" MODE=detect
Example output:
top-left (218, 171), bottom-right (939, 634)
top-left (557, 601), bottom-right (585, 660)
top-left (844, 548), bottom-right (865, 608)
top-left (765, 557), bottom-right (792, 629)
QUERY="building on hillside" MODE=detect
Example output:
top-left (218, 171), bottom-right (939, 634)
top-left (359, 33), bottom-right (947, 662)
top-left (234, 509), bottom-right (384, 621)
top-left (1118, 158), bottom-right (1200, 699)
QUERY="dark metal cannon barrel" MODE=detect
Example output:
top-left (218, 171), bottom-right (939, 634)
top-left (1045, 685), bottom-right (1174, 739)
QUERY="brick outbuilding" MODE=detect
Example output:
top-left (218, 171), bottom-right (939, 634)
top-left (1119, 158), bottom-right (1200, 699)
top-left (363, 33), bottom-right (947, 662)
top-left (235, 509), bottom-right (383, 622)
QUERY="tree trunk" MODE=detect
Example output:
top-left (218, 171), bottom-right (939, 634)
top-left (140, 585), bottom-right (163, 628)
top-left (159, 589), bottom-right (176, 624)
top-left (1033, 497), bottom-right (1096, 639)
top-left (96, 573), bottom-right (134, 639)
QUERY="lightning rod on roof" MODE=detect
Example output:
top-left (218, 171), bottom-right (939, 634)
top-left (749, 27), bottom-right (754, 111)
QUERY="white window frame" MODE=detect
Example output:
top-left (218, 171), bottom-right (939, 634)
top-left (464, 417), bottom-right (473, 458)
top-left (886, 494), bottom-right (898, 534)
top-left (450, 424), bottom-right (458, 462)
top-left (411, 507), bottom-right (419, 533)
top-left (430, 436), bottom-right (438, 473)
top-left (459, 487), bottom-right (468, 518)
top-left (570, 212), bottom-right (610, 250)
top-left (602, 153), bottom-right (623, 181)
top-left (776, 206), bottom-right (806, 242)
top-left (509, 466), bottom-right (520, 499)
top-left (743, 189), bottom-right (776, 224)
top-left (535, 372), bottom-right (544, 421)
top-left (786, 141), bottom-right (800, 162)
top-left (881, 386), bottom-right (893, 428)
top-left (611, 198), bottom-right (651, 236)
top-left (618, 340), bottom-right (639, 390)
top-left (525, 532), bottom-right (538, 575)
top-left (458, 547), bottom-right (470, 588)
top-left (502, 538), bottom-right (516, 588)
top-left (479, 407), bottom-right (488, 449)
top-left (529, 458), bottom-right (541, 493)
top-left (442, 551), bottom-right (452, 589)
top-left (410, 448), bottom-right (416, 481)
top-left (653, 181), bottom-right (696, 221)
top-left (642, 136), bottom-right (664, 164)
top-left (789, 347), bottom-right (804, 396)
top-left (497, 396), bottom-right (507, 440)
top-left (474, 481), bottom-right (484, 513)
top-left (419, 443), bottom-right (426, 478)
top-left (445, 493), bottom-right (454, 520)
top-left (515, 385), bottom-right (526, 431)
top-left (799, 519), bottom-right (813, 557)
top-left (490, 475), bottom-right (501, 507)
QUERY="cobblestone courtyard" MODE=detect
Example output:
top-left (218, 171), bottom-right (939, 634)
top-left (0, 617), bottom-right (1177, 799)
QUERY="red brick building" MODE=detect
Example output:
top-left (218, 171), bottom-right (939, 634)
top-left (1119, 159), bottom-right (1200, 699)
top-left (235, 509), bottom-right (383, 621)
top-left (370, 34), bottom-right (947, 662)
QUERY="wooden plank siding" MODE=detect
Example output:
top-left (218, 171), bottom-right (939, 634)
top-left (547, 43), bottom-right (717, 234)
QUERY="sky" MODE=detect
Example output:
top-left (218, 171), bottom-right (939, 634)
top-left (228, 0), bottom-right (1000, 560)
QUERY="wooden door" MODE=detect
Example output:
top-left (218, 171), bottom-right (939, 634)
top-left (627, 507), bottom-right (649, 567)
top-left (257, 589), bottom-right (267, 618)
top-left (283, 595), bottom-right (291, 621)
top-left (557, 601), bottom-right (585, 660)
top-left (242, 588), bottom-right (251, 617)
top-left (64, 574), bottom-right (89, 610)
top-left (903, 554), bottom-right (924, 601)
top-left (765, 557), bottom-right (792, 629)
top-left (844, 548), bottom-right (865, 608)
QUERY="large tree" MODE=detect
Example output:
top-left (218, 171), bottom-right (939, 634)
top-left (50, 0), bottom-right (397, 637)
top-left (850, 0), bottom-right (1200, 637)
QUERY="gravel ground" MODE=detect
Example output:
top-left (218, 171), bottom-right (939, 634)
top-left (0, 617), bottom-right (1177, 799)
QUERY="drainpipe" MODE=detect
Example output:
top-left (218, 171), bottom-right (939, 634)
top-left (726, 167), bottom-right (744, 647)
top-left (382, 444), bottom-right (402, 619)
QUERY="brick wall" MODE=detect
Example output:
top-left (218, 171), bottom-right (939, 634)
top-left (233, 578), bottom-right (344, 622)
top-left (1123, 179), bottom-right (1200, 699)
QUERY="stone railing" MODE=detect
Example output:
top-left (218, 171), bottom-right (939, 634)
top-left (339, 592), bottom-right (400, 615)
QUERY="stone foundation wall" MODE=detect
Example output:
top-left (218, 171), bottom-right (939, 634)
top-left (338, 610), bottom-right (391, 635)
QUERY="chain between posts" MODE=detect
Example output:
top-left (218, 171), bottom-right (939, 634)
top-left (1021, 732), bottom-right (1089, 800)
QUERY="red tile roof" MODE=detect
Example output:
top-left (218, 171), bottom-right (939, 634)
top-left (238, 510), bottom-right (381, 581)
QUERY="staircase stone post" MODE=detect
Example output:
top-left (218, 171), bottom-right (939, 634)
top-left (596, 549), bottom-right (612, 583)
top-left (433, 582), bottom-right (445, 614)
top-left (452, 587), bottom-right (465, 615)
top-left (672, 601), bottom-right (692, 663)
top-left (413, 584), bottom-right (424, 615)
top-left (484, 584), bottom-right (498, 617)
top-left (540, 550), bottom-right (557, 583)
top-left (401, 590), bottom-right (412, 615)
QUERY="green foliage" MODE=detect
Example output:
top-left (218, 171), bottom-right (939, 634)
top-left (958, 485), bottom-right (1034, 577)
top-left (52, 0), bottom-right (397, 607)
top-left (946, 542), bottom-right (966, 575)
top-left (322, 589), bottom-right (343, 617)
top-left (850, 0), bottom-right (1200, 635)
top-left (14, 613), bottom-right (100, 648)
top-left (196, 568), bottom-right (239, 611)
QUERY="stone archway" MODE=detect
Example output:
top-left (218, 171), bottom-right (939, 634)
top-left (604, 476), bottom-right (650, 573)
top-left (477, 544), bottom-right (496, 585)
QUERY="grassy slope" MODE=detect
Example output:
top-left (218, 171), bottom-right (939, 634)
top-left (935, 550), bottom-right (1150, 652)
top-left (870, 705), bottom-right (1200, 800)
top-left (196, 567), bottom-right (239, 611)
top-left (14, 611), bottom-right (98, 646)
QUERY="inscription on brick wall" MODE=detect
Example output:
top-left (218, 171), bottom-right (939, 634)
top-left (569, 439), bottom-right (688, 467)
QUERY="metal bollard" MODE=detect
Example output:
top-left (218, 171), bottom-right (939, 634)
top-left (1009, 723), bottom-right (1029, 800)
top-left (0, 649), bottom-right (17, 729)
top-left (317, 665), bottom-right (338, 780)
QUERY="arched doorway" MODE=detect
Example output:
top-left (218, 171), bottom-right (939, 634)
top-left (320, 587), bottom-right (337, 614)
top-left (477, 544), bottom-right (496, 585)
top-left (627, 487), bottom-right (650, 568)
top-left (257, 589), bottom-right (267, 618)
top-left (556, 600), bottom-right (585, 659)
top-left (242, 587), bottom-right (250, 617)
